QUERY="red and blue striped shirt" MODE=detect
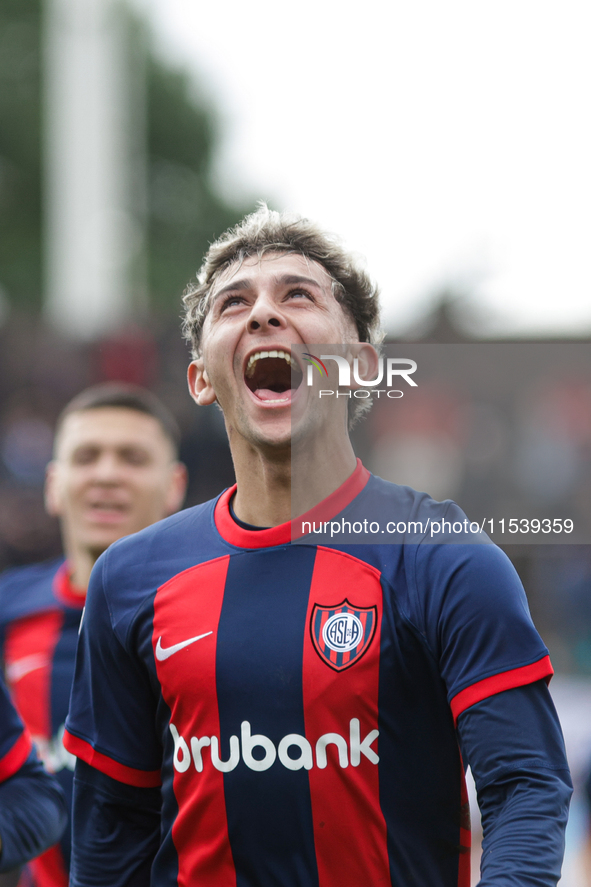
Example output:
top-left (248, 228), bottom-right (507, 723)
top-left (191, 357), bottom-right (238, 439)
top-left (0, 559), bottom-right (84, 886)
top-left (64, 464), bottom-right (565, 886)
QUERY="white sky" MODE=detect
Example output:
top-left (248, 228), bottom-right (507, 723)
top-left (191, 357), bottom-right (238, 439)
top-left (143, 0), bottom-right (591, 337)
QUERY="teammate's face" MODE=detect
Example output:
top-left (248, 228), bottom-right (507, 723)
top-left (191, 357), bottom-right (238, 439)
top-left (45, 408), bottom-right (187, 558)
top-left (188, 252), bottom-right (358, 449)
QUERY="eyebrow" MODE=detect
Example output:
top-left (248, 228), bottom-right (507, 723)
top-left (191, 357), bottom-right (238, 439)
top-left (213, 273), bottom-right (326, 302)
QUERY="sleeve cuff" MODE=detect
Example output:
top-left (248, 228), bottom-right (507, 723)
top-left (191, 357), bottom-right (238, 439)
top-left (0, 730), bottom-right (33, 783)
top-left (63, 729), bottom-right (161, 788)
top-left (450, 655), bottom-right (553, 725)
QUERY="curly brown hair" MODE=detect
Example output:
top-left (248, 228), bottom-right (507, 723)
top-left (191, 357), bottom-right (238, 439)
top-left (182, 204), bottom-right (382, 358)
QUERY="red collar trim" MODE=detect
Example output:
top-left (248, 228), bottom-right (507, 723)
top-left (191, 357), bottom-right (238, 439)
top-left (53, 562), bottom-right (86, 609)
top-left (214, 459), bottom-right (370, 549)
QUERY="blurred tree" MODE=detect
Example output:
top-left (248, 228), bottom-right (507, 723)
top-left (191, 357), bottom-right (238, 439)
top-left (0, 0), bottom-right (42, 310)
top-left (147, 58), bottom-right (248, 312)
top-left (0, 0), bottom-right (248, 316)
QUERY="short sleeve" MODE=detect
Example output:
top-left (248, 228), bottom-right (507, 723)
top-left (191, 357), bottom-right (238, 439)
top-left (64, 556), bottom-right (162, 787)
top-left (0, 673), bottom-right (32, 782)
top-left (411, 524), bottom-right (552, 725)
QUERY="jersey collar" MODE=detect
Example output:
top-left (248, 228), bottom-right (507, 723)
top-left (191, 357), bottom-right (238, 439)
top-left (214, 458), bottom-right (370, 549)
top-left (53, 562), bottom-right (86, 609)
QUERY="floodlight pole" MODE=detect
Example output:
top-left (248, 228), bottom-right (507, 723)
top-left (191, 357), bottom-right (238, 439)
top-left (43, 0), bottom-right (146, 338)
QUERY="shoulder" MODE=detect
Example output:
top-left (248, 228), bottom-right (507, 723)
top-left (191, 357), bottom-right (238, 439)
top-left (411, 539), bottom-right (523, 614)
top-left (93, 497), bottom-right (227, 622)
top-left (359, 473), bottom-right (461, 519)
top-left (355, 473), bottom-right (515, 597)
top-left (105, 497), bottom-right (220, 568)
top-left (0, 557), bottom-right (63, 593)
top-left (407, 529), bottom-right (530, 642)
top-left (0, 558), bottom-right (64, 626)
top-left (354, 472), bottom-right (474, 542)
top-left (327, 473), bottom-right (494, 589)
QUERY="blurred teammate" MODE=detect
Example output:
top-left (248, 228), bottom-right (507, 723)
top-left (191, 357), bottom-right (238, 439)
top-left (0, 384), bottom-right (187, 886)
top-left (65, 207), bottom-right (571, 886)
top-left (0, 670), bottom-right (67, 876)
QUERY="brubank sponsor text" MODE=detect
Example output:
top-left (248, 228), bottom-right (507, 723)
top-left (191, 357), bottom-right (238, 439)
top-left (170, 718), bottom-right (379, 773)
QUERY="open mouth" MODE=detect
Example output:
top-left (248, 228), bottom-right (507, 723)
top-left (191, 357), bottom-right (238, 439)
top-left (245, 350), bottom-right (303, 403)
top-left (86, 501), bottom-right (129, 523)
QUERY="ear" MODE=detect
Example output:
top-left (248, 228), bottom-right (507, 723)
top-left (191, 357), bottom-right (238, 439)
top-left (350, 343), bottom-right (380, 389)
top-left (188, 359), bottom-right (217, 406)
top-left (44, 461), bottom-right (63, 517)
top-left (164, 462), bottom-right (189, 516)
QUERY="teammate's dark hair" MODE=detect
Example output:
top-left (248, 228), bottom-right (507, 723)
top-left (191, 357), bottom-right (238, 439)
top-left (54, 383), bottom-right (181, 455)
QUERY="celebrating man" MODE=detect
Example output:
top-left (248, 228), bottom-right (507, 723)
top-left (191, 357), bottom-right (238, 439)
top-left (0, 384), bottom-right (187, 886)
top-left (65, 207), bottom-right (571, 886)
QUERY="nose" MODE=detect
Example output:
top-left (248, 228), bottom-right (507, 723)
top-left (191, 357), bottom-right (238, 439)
top-left (246, 294), bottom-right (286, 333)
top-left (91, 452), bottom-right (123, 482)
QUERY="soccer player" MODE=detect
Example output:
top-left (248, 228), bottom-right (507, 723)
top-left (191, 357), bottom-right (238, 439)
top-left (65, 207), bottom-right (572, 886)
top-left (0, 384), bottom-right (187, 886)
top-left (0, 670), bottom-right (67, 874)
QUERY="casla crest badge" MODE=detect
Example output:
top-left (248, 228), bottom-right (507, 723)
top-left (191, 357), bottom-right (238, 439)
top-left (310, 600), bottom-right (377, 672)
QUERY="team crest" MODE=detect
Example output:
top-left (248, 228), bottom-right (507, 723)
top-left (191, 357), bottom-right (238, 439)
top-left (310, 600), bottom-right (377, 672)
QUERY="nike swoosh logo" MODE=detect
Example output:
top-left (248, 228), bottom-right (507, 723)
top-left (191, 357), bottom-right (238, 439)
top-left (155, 632), bottom-right (213, 661)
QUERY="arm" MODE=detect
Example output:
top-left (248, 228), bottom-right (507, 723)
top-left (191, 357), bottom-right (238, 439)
top-left (64, 551), bottom-right (163, 885)
top-left (458, 681), bottom-right (572, 886)
top-left (70, 760), bottom-right (160, 887)
top-left (412, 538), bottom-right (571, 883)
top-left (0, 750), bottom-right (68, 873)
top-left (0, 670), bottom-right (67, 874)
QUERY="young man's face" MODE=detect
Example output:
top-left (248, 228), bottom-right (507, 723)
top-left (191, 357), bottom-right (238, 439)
top-left (188, 252), bottom-right (359, 450)
top-left (45, 407), bottom-right (187, 561)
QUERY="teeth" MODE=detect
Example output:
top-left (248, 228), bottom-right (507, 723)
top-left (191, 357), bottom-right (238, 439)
top-left (245, 350), bottom-right (299, 377)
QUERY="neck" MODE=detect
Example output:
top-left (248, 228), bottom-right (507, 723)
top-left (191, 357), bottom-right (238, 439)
top-left (61, 530), bottom-right (101, 592)
top-left (231, 432), bottom-right (358, 528)
top-left (68, 556), bottom-right (95, 592)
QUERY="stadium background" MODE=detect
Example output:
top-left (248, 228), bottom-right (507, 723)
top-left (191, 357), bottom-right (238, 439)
top-left (1, 1), bottom-right (590, 883)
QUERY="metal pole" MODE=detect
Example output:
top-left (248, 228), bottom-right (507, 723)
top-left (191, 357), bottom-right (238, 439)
top-left (43, 0), bottom-right (146, 338)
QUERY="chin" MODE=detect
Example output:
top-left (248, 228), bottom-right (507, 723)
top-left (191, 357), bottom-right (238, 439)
top-left (250, 432), bottom-right (292, 454)
top-left (254, 420), bottom-right (294, 448)
top-left (232, 414), bottom-right (291, 452)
